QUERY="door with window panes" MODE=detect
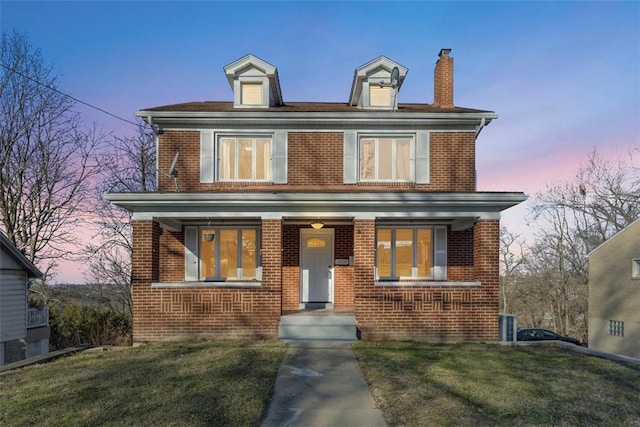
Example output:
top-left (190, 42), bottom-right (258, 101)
top-left (300, 229), bottom-right (334, 303)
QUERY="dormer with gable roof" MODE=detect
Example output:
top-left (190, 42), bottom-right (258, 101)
top-left (224, 54), bottom-right (283, 108)
top-left (348, 56), bottom-right (408, 110)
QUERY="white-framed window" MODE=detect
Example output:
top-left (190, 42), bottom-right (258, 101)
top-left (359, 136), bottom-right (413, 182)
top-left (241, 82), bottom-right (263, 105)
top-left (219, 136), bottom-right (272, 181)
top-left (608, 320), bottom-right (624, 337)
top-left (185, 226), bottom-right (261, 281)
top-left (343, 131), bottom-right (429, 184)
top-left (632, 258), bottom-right (640, 279)
top-left (200, 131), bottom-right (287, 184)
top-left (375, 225), bottom-right (447, 280)
top-left (369, 85), bottom-right (391, 107)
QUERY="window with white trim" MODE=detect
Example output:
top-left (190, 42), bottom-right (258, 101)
top-left (369, 85), bottom-right (391, 107)
top-left (185, 226), bottom-right (261, 281)
top-left (241, 82), bottom-right (263, 105)
top-left (375, 225), bottom-right (447, 280)
top-left (608, 320), bottom-right (624, 337)
top-left (343, 131), bottom-right (428, 184)
top-left (219, 136), bottom-right (271, 181)
top-left (632, 258), bottom-right (640, 279)
top-left (200, 131), bottom-right (287, 184)
top-left (360, 136), bottom-right (413, 181)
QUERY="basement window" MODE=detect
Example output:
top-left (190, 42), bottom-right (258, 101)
top-left (608, 320), bottom-right (624, 337)
top-left (633, 258), bottom-right (640, 279)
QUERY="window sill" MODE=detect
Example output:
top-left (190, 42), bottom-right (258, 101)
top-left (375, 281), bottom-right (481, 287)
top-left (151, 281), bottom-right (262, 288)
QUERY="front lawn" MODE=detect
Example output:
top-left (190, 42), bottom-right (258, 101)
top-left (0, 340), bottom-right (287, 426)
top-left (354, 342), bottom-right (640, 426)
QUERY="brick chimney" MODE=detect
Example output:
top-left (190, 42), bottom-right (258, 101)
top-left (433, 48), bottom-right (454, 108)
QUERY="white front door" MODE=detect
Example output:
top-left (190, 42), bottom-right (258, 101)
top-left (300, 229), bottom-right (334, 303)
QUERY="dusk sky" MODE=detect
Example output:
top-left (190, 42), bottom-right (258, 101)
top-left (2, 1), bottom-right (639, 283)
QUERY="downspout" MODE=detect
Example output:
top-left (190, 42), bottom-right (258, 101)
top-left (148, 115), bottom-right (161, 190)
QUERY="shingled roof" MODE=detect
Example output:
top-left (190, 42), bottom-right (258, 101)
top-left (140, 101), bottom-right (492, 114)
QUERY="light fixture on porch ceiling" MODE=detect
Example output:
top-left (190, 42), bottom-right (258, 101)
top-left (310, 219), bottom-right (324, 230)
top-left (204, 218), bottom-right (215, 241)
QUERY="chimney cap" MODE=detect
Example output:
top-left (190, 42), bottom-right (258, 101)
top-left (439, 48), bottom-right (452, 58)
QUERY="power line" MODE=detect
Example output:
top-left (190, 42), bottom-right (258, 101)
top-left (0, 62), bottom-right (140, 127)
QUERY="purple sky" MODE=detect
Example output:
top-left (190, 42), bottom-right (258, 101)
top-left (2, 1), bottom-right (639, 283)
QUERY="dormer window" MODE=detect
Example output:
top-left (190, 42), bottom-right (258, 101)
top-left (241, 82), bottom-right (263, 105)
top-left (349, 56), bottom-right (408, 110)
top-left (370, 85), bottom-right (392, 107)
top-left (224, 54), bottom-right (283, 108)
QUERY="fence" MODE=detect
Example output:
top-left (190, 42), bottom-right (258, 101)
top-left (26, 307), bottom-right (49, 328)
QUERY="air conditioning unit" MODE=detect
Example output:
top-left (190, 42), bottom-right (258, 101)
top-left (499, 313), bottom-right (517, 342)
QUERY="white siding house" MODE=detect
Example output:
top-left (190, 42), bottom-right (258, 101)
top-left (0, 231), bottom-right (44, 365)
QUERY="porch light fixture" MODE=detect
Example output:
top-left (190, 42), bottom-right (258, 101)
top-left (310, 221), bottom-right (324, 230)
top-left (204, 218), bottom-right (215, 241)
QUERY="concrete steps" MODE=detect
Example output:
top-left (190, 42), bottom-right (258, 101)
top-left (278, 314), bottom-right (357, 341)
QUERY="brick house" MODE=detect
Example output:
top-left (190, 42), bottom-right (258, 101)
top-left (106, 49), bottom-right (526, 342)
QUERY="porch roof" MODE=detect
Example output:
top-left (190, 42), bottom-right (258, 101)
top-left (105, 191), bottom-right (526, 231)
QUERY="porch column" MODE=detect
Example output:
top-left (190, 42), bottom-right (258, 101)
top-left (131, 220), bottom-right (160, 285)
top-left (353, 219), bottom-right (375, 337)
top-left (473, 219), bottom-right (500, 339)
top-left (261, 219), bottom-right (283, 313)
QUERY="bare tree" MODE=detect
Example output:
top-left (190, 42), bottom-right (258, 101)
top-left (0, 31), bottom-right (105, 281)
top-left (520, 144), bottom-right (639, 340)
top-left (499, 226), bottom-right (525, 314)
top-left (84, 120), bottom-right (156, 317)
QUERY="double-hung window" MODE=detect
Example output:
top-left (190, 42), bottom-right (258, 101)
top-left (185, 226), bottom-right (261, 281)
top-left (219, 136), bottom-right (272, 181)
top-left (360, 136), bottom-right (412, 181)
top-left (343, 131), bottom-right (428, 184)
top-left (200, 131), bottom-right (287, 184)
top-left (375, 225), bottom-right (447, 280)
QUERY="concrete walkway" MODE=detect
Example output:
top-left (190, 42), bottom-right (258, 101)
top-left (260, 342), bottom-right (387, 427)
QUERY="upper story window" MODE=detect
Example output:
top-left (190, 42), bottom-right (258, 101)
top-left (360, 136), bottom-right (412, 181)
top-left (224, 54), bottom-right (283, 108)
top-left (343, 131), bottom-right (429, 184)
top-left (369, 86), bottom-right (392, 107)
top-left (219, 136), bottom-right (271, 181)
top-left (348, 56), bottom-right (407, 110)
top-left (241, 83), bottom-right (263, 105)
top-left (200, 130), bottom-right (287, 184)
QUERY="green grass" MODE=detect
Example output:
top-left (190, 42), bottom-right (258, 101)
top-left (0, 340), bottom-right (287, 427)
top-left (353, 342), bottom-right (640, 426)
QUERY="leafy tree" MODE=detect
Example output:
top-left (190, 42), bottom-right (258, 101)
top-left (0, 31), bottom-right (105, 281)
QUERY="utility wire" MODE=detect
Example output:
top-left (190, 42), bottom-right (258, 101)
top-left (0, 62), bottom-right (140, 127)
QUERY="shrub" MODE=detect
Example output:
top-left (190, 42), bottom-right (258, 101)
top-left (50, 304), bottom-right (131, 350)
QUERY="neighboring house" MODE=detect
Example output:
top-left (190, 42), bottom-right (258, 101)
top-left (106, 49), bottom-right (526, 342)
top-left (0, 231), bottom-right (48, 365)
top-left (588, 218), bottom-right (640, 358)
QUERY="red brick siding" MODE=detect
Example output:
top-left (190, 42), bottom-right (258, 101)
top-left (130, 220), bottom-right (281, 342)
top-left (159, 229), bottom-right (184, 282)
top-left (354, 219), bottom-right (501, 342)
top-left (156, 130), bottom-right (476, 193)
top-left (288, 132), bottom-right (344, 186)
top-left (430, 132), bottom-right (476, 191)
